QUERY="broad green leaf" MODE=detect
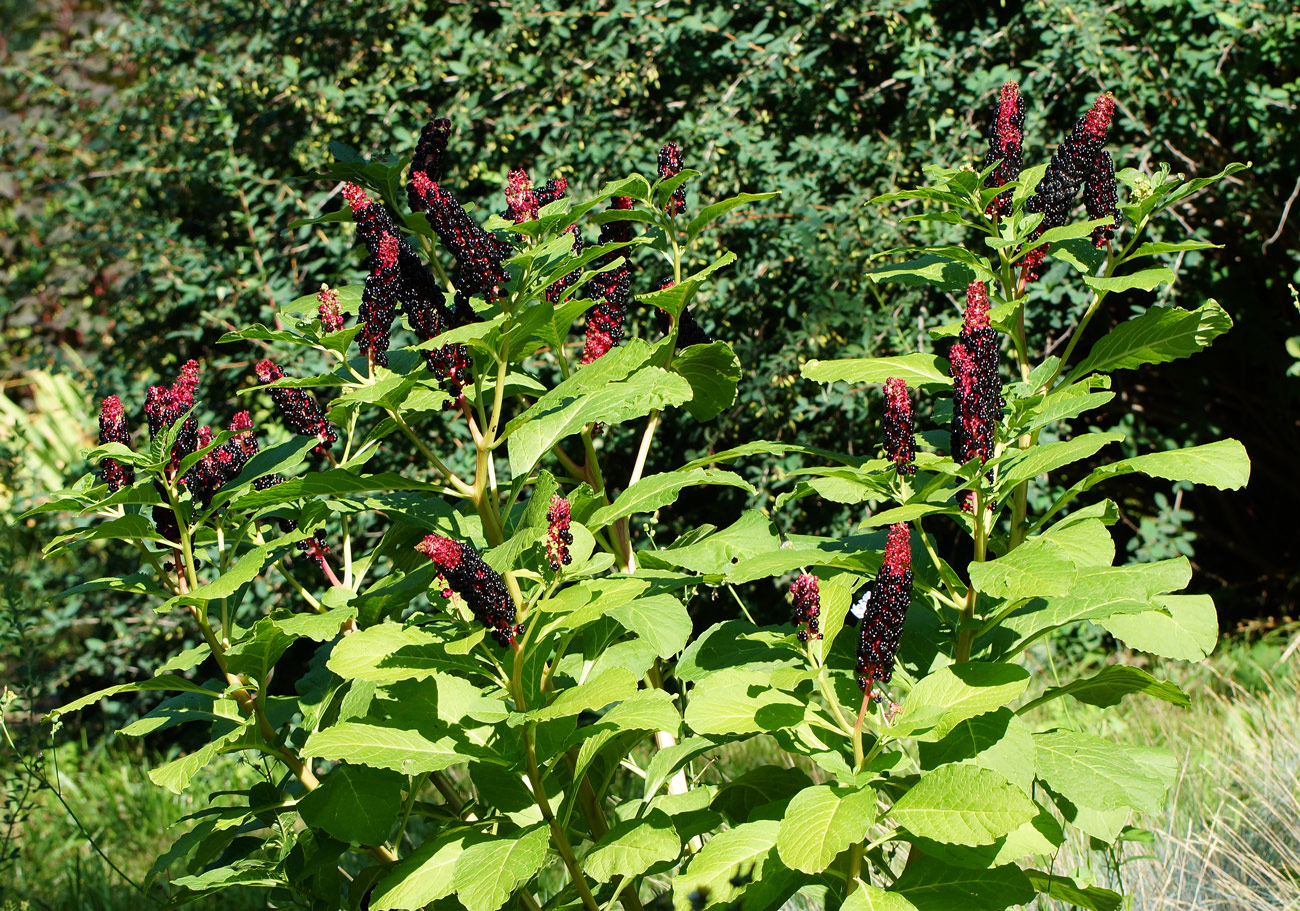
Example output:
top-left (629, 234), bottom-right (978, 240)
top-left (573, 690), bottom-right (681, 781)
top-left (1039, 516), bottom-right (1115, 567)
top-left (1023, 665), bottom-right (1189, 713)
top-left (712, 765), bottom-right (814, 823)
top-left (48, 673), bottom-right (215, 719)
top-left (671, 341), bottom-right (742, 421)
top-left (371, 830), bottom-right (477, 910)
top-left (860, 502), bottom-right (962, 528)
top-left (1125, 240), bottom-right (1221, 259)
top-left (684, 668), bottom-right (805, 736)
top-left (304, 722), bottom-right (480, 774)
top-left (150, 727), bottom-right (245, 793)
top-left (1084, 438), bottom-right (1249, 491)
top-left (512, 666), bottom-right (639, 725)
top-left (1025, 871), bottom-right (1121, 911)
top-left (44, 513), bottom-right (167, 555)
top-left (297, 765), bottom-right (402, 845)
top-left (803, 354), bottom-right (952, 389)
top-left (776, 785), bottom-right (877, 873)
top-left (673, 819), bottom-right (780, 911)
top-left (1034, 731), bottom-right (1174, 814)
top-left (644, 735), bottom-right (723, 799)
top-left (327, 623), bottom-right (480, 683)
top-left (892, 765), bottom-right (1035, 846)
top-left (608, 594), bottom-right (692, 658)
top-left (583, 810), bottom-right (680, 882)
top-left (867, 254), bottom-right (987, 290)
top-left (918, 708), bottom-right (1035, 792)
top-left (586, 468), bottom-right (755, 530)
top-left (892, 857), bottom-right (1034, 911)
top-left (997, 433), bottom-right (1124, 487)
top-left (1082, 267), bottom-right (1175, 293)
top-left (898, 664), bottom-right (1031, 743)
top-left (269, 601), bottom-right (358, 642)
top-left (968, 536), bottom-right (1079, 602)
top-left (843, 885), bottom-right (919, 911)
top-left (686, 191), bottom-right (780, 244)
top-left (1069, 300), bottom-right (1232, 379)
top-left (1098, 594), bottom-right (1218, 660)
top-left (223, 618), bottom-right (294, 683)
top-left (451, 825), bottom-right (549, 911)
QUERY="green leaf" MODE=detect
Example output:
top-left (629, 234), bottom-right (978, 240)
top-left (776, 785), bottom-right (877, 873)
top-left (968, 535), bottom-right (1079, 602)
top-left (1125, 240), bottom-right (1221, 260)
top-left (512, 666), bottom-right (639, 725)
top-left (842, 885), bottom-right (919, 911)
top-left (803, 354), bottom-right (952, 389)
top-left (1026, 665), bottom-right (1189, 712)
top-left (671, 341), bottom-right (742, 421)
top-left (1098, 594), bottom-right (1218, 660)
top-left (583, 809), bottom-right (680, 882)
top-left (918, 708), bottom-right (1036, 793)
top-left (304, 722), bottom-right (481, 774)
top-left (686, 191), bottom-right (779, 244)
top-left (269, 601), bottom-right (358, 642)
top-left (997, 433), bottom-right (1125, 487)
top-left (673, 820), bottom-right (780, 911)
top-left (1034, 731), bottom-right (1175, 814)
top-left (1083, 438), bottom-right (1250, 491)
top-left (371, 830), bottom-right (476, 910)
top-left (684, 668), bottom-right (805, 735)
top-left (297, 765), bottom-right (402, 846)
top-left (1082, 267), bottom-right (1175, 294)
top-left (327, 623), bottom-right (481, 683)
top-left (897, 664), bottom-right (1031, 743)
top-left (150, 727), bottom-right (245, 793)
top-left (892, 765), bottom-right (1035, 846)
top-left (893, 857), bottom-right (1034, 911)
top-left (451, 825), bottom-right (549, 911)
top-left (587, 469), bottom-right (755, 530)
top-left (230, 470), bottom-right (443, 511)
top-left (47, 674), bottom-right (215, 719)
top-left (1069, 300), bottom-right (1232, 379)
top-left (1025, 871), bottom-right (1121, 911)
top-left (608, 594), bottom-right (692, 658)
top-left (644, 735), bottom-right (723, 799)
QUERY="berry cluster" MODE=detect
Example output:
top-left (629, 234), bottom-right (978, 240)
top-left (789, 573), bottom-right (821, 643)
top-left (409, 169), bottom-right (510, 303)
top-left (882, 377), bottom-right (916, 474)
top-left (144, 359), bottom-right (201, 472)
top-left (580, 197), bottom-right (636, 364)
top-left (545, 494), bottom-right (574, 571)
top-left (982, 82), bottom-right (1025, 217)
top-left (851, 523), bottom-right (913, 689)
top-left (653, 279), bottom-right (715, 347)
top-left (1024, 92), bottom-right (1120, 278)
top-left (317, 285), bottom-right (347, 333)
top-left (408, 117), bottom-right (451, 193)
top-left (185, 411), bottom-right (260, 508)
top-left (97, 395), bottom-right (133, 492)
top-left (658, 142), bottom-right (687, 215)
top-left (254, 359), bottom-right (337, 455)
top-left (948, 282), bottom-right (1005, 464)
top-left (504, 168), bottom-right (540, 224)
top-left (360, 232), bottom-right (401, 366)
top-left (416, 535), bottom-right (521, 646)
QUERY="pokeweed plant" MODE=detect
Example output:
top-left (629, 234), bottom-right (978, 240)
top-left (33, 83), bottom-right (1249, 911)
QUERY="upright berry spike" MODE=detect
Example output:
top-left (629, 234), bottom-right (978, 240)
top-left (580, 197), bottom-right (637, 364)
top-left (143, 359), bottom-right (201, 471)
top-left (789, 573), bottom-right (822, 643)
top-left (358, 232), bottom-right (400, 366)
top-left (546, 233), bottom-right (586, 305)
top-left (416, 535), bottom-right (521, 646)
top-left (658, 142), bottom-right (687, 215)
top-left (1024, 92), bottom-right (1118, 280)
top-left (949, 282), bottom-right (1004, 465)
top-left (535, 177), bottom-right (568, 209)
top-left (254, 359), bottom-right (336, 455)
top-left (505, 168), bottom-right (540, 224)
top-left (545, 494), bottom-right (574, 571)
top-left (1084, 150), bottom-right (1122, 248)
top-left (317, 285), bottom-right (347, 333)
top-left (854, 523), bottom-right (913, 689)
top-left (882, 378), bottom-right (916, 475)
top-left (983, 82), bottom-right (1025, 216)
top-left (97, 395), bottom-right (134, 492)
top-left (408, 117), bottom-right (453, 207)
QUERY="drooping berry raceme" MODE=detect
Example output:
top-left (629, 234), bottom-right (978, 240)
top-left (144, 359), bottom-right (201, 471)
top-left (505, 168), bottom-right (540, 224)
top-left (1084, 150), bottom-right (1122, 248)
top-left (97, 395), bottom-right (134, 492)
top-left (545, 494), bottom-right (574, 571)
top-left (982, 82), bottom-right (1025, 216)
top-left (851, 523), bottom-right (913, 690)
top-left (409, 169), bottom-right (510, 304)
top-left (789, 573), bottom-right (821, 643)
top-left (882, 377), bottom-right (916, 474)
top-left (416, 535), bottom-right (522, 646)
top-left (658, 142), bottom-right (687, 215)
top-left (317, 285), bottom-right (347, 333)
top-left (580, 197), bottom-right (636, 364)
top-left (1024, 92), bottom-right (1118, 279)
top-left (949, 282), bottom-right (1005, 465)
top-left (358, 232), bottom-right (400, 366)
top-left (185, 411), bottom-right (261, 509)
top-left (254, 360), bottom-right (336, 455)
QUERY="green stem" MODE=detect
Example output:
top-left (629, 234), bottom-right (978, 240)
top-left (954, 489), bottom-right (989, 663)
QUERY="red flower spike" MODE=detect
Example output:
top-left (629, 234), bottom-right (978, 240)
top-left (342, 182), bottom-right (372, 212)
top-left (949, 282), bottom-right (1005, 465)
top-left (658, 142), bottom-right (687, 215)
top-left (983, 82), bottom-right (1025, 216)
top-left (505, 168), bottom-right (539, 224)
top-left (416, 535), bottom-right (520, 646)
top-left (408, 171), bottom-right (510, 303)
top-left (545, 495), bottom-right (574, 571)
top-left (964, 281), bottom-right (991, 330)
top-left (882, 377), bottom-right (916, 475)
top-left (97, 395), bottom-right (134, 492)
top-left (580, 197), bottom-right (638, 364)
top-left (789, 573), bottom-right (822, 643)
top-left (852, 522), bottom-right (914, 688)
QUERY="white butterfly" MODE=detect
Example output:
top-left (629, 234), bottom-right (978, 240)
top-left (847, 586), bottom-right (873, 625)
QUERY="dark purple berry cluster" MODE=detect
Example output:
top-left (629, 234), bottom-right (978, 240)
top-left (144, 359), bottom-right (201, 472)
top-left (949, 282), bottom-right (1005, 465)
top-left (983, 82), bottom-right (1025, 216)
top-left (185, 411), bottom-right (260, 508)
top-left (882, 377), bottom-right (916, 474)
top-left (416, 535), bottom-right (522, 646)
top-left (1084, 150), bottom-right (1121, 247)
top-left (851, 523), bottom-right (913, 689)
top-left (545, 494), bottom-right (574, 571)
top-left (581, 197), bottom-right (636, 364)
top-left (409, 169), bottom-right (510, 304)
top-left (658, 142), bottom-right (687, 215)
top-left (789, 573), bottom-right (821, 643)
top-left (254, 359), bottom-right (337, 455)
top-left (97, 395), bottom-right (133, 492)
